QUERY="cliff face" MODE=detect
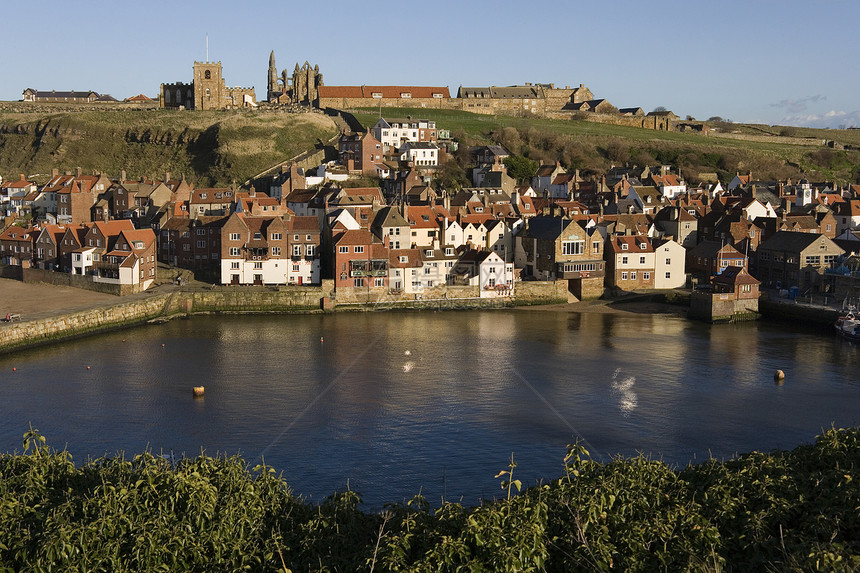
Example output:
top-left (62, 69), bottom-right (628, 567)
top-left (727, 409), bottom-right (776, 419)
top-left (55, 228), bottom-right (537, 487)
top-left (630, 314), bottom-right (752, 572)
top-left (0, 108), bottom-right (338, 186)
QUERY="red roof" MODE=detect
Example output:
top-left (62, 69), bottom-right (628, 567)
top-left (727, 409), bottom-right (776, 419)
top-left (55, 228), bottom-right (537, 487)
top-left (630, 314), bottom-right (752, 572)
top-left (318, 86), bottom-right (450, 99)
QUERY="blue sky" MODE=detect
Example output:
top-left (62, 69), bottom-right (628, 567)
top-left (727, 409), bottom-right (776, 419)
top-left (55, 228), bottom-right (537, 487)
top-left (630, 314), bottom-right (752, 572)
top-left (4, 0), bottom-right (858, 128)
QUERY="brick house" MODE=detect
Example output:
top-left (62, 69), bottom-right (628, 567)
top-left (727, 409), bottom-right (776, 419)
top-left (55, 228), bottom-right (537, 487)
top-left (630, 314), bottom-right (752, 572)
top-left (33, 224), bottom-right (70, 270)
top-left (686, 241), bottom-right (747, 281)
top-left (606, 235), bottom-right (656, 292)
top-left (333, 229), bottom-right (389, 291)
top-left (220, 213), bottom-right (290, 285)
top-left (190, 188), bottom-right (235, 219)
top-left (70, 220), bottom-right (136, 276)
top-left (97, 228), bottom-right (158, 289)
top-left (56, 225), bottom-right (88, 272)
top-left (0, 225), bottom-right (36, 267)
top-left (159, 216), bottom-right (226, 270)
top-left (338, 130), bottom-right (383, 175)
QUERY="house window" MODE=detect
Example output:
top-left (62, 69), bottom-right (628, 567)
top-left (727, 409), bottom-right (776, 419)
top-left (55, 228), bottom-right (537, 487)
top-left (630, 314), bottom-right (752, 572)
top-left (374, 278), bottom-right (384, 287)
top-left (354, 278), bottom-right (364, 287)
top-left (197, 241), bottom-right (205, 248)
top-left (231, 262), bottom-right (239, 269)
top-left (229, 233), bottom-right (240, 241)
top-left (272, 247), bottom-right (281, 256)
top-left (665, 272), bottom-right (671, 279)
top-left (643, 272), bottom-right (650, 280)
top-left (354, 246), bottom-right (364, 253)
top-left (293, 245), bottom-right (303, 256)
top-left (622, 256), bottom-right (628, 265)
top-left (592, 241), bottom-right (600, 253)
top-left (561, 241), bottom-right (584, 255)
top-left (621, 272), bottom-right (628, 280)
top-left (229, 247), bottom-right (240, 256)
top-left (639, 256), bottom-right (646, 264)
top-left (254, 262), bottom-right (262, 269)
top-left (631, 272), bottom-right (637, 280)
top-left (271, 233), bottom-right (282, 240)
top-left (306, 245), bottom-right (315, 257)
top-left (621, 243), bottom-right (628, 250)
top-left (338, 246), bottom-right (348, 253)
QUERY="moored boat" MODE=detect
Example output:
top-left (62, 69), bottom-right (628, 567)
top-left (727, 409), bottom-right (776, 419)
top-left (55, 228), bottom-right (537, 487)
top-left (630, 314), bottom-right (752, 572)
top-left (835, 308), bottom-right (860, 341)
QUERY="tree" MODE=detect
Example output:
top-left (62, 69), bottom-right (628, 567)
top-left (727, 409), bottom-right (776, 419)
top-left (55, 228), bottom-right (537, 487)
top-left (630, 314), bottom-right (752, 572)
top-left (652, 106), bottom-right (668, 113)
top-left (503, 155), bottom-right (538, 183)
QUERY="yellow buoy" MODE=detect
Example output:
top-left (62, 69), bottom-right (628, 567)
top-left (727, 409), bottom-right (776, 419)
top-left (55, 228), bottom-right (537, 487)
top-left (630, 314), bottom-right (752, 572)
top-left (193, 386), bottom-right (205, 398)
top-left (774, 370), bottom-right (785, 384)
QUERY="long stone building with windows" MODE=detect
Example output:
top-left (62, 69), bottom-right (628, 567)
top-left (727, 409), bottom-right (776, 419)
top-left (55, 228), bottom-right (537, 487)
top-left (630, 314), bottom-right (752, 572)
top-left (160, 61), bottom-right (256, 110)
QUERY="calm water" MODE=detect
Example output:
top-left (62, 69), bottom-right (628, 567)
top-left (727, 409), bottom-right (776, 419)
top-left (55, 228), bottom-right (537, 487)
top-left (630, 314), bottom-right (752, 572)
top-left (1, 310), bottom-right (859, 507)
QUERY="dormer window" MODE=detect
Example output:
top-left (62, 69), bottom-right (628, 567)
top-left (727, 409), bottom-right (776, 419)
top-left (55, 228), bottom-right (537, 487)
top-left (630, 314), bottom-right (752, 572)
top-left (640, 243), bottom-right (647, 249)
top-left (200, 193), bottom-right (207, 200)
top-left (399, 256), bottom-right (408, 263)
top-left (425, 250), bottom-right (434, 257)
top-left (254, 232), bottom-right (262, 240)
top-left (621, 243), bottom-right (628, 250)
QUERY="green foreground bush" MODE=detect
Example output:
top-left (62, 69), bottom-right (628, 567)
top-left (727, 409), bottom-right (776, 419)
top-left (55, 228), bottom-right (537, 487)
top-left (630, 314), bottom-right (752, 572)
top-left (1, 427), bottom-right (858, 572)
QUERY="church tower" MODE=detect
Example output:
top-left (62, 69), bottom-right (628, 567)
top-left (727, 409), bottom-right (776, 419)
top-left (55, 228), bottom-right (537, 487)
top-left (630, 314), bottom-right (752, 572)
top-left (193, 61), bottom-right (224, 110)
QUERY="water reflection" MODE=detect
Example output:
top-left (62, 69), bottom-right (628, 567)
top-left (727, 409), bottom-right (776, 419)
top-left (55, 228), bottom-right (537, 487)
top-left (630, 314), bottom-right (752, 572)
top-left (0, 310), bottom-right (858, 507)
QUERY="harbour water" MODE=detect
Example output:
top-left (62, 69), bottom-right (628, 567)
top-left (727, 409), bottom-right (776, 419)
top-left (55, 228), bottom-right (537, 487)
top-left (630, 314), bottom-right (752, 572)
top-left (1, 309), bottom-right (858, 508)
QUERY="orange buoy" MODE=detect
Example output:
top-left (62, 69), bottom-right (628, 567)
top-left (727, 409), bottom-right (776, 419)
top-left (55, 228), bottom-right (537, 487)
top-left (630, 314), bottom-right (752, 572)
top-left (192, 386), bottom-right (205, 398)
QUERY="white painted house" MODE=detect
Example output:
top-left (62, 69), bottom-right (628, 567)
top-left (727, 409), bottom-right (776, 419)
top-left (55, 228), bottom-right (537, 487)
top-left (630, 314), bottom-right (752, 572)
top-left (653, 239), bottom-right (687, 289)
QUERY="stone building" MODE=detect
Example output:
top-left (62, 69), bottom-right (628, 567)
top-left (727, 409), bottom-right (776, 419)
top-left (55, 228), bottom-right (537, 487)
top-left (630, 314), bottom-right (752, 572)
top-left (317, 85), bottom-right (450, 110)
top-left (267, 52), bottom-right (324, 105)
top-left (160, 61), bottom-right (256, 110)
top-left (455, 83), bottom-right (593, 115)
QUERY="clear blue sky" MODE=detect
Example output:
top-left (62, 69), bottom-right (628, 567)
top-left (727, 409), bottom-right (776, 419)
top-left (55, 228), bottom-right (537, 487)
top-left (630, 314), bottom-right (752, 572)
top-left (4, 0), bottom-right (858, 128)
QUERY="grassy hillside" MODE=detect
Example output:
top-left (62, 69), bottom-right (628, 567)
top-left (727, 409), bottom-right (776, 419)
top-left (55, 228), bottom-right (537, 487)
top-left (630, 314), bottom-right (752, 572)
top-left (2, 104), bottom-right (858, 187)
top-left (351, 108), bottom-right (860, 185)
top-left (0, 108), bottom-right (339, 187)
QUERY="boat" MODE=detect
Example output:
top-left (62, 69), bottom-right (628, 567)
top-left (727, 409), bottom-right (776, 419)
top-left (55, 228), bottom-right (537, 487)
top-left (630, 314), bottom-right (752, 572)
top-left (835, 308), bottom-right (860, 341)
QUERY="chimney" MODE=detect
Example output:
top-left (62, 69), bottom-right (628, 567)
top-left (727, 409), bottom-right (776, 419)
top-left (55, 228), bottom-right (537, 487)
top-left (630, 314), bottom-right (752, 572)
top-left (121, 170), bottom-right (127, 181)
top-left (75, 167), bottom-right (82, 177)
top-left (750, 184), bottom-right (757, 199)
top-left (164, 171), bottom-right (171, 183)
top-left (19, 173), bottom-right (25, 181)
top-left (51, 168), bottom-right (59, 178)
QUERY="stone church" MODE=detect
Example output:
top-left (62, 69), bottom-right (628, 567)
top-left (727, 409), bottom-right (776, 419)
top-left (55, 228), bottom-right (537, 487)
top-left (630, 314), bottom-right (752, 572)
top-left (160, 61), bottom-right (256, 110)
top-left (267, 51), bottom-right (323, 106)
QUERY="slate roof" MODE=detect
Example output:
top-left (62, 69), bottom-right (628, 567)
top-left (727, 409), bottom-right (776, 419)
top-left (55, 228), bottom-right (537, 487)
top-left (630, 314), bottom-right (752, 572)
top-left (759, 230), bottom-right (836, 253)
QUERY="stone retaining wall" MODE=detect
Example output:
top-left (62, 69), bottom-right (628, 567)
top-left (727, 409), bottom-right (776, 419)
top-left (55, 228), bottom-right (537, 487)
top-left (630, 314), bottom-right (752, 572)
top-left (21, 267), bottom-right (136, 296)
top-left (0, 279), bottom-right (570, 354)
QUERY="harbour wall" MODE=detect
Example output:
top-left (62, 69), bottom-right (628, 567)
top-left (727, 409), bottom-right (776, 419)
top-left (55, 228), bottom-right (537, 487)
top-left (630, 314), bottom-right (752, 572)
top-left (0, 279), bottom-right (569, 354)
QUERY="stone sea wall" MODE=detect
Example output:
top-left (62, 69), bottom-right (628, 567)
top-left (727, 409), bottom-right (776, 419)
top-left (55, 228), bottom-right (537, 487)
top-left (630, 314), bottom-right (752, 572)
top-left (0, 279), bottom-right (570, 353)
